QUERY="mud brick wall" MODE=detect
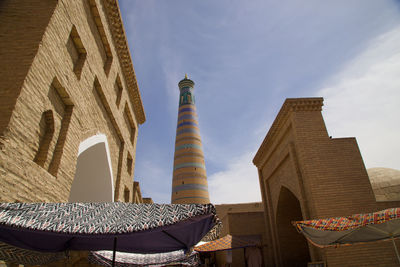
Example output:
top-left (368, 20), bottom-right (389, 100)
top-left (0, 0), bottom-right (144, 203)
top-left (254, 98), bottom-right (400, 267)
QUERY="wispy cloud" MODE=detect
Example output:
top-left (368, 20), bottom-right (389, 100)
top-left (208, 152), bottom-right (261, 204)
top-left (120, 0), bottom-right (400, 204)
top-left (161, 56), bottom-right (182, 115)
top-left (134, 159), bottom-right (171, 203)
top-left (319, 26), bottom-right (400, 170)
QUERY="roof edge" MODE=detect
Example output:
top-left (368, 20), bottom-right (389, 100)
top-left (103, 0), bottom-right (146, 124)
top-left (253, 97), bottom-right (324, 167)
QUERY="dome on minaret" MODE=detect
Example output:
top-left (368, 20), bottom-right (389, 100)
top-left (171, 75), bottom-right (210, 204)
top-left (178, 73), bottom-right (195, 89)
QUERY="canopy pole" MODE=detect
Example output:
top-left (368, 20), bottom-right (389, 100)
top-left (391, 237), bottom-right (400, 264)
top-left (112, 236), bottom-right (117, 267)
top-left (244, 248), bottom-right (248, 267)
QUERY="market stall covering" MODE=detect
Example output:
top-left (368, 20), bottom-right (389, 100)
top-left (194, 234), bottom-right (259, 252)
top-left (0, 202), bottom-right (219, 265)
top-left (89, 249), bottom-right (199, 267)
top-left (292, 207), bottom-right (400, 262)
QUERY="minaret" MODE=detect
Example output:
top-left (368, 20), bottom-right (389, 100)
top-left (171, 75), bottom-right (210, 204)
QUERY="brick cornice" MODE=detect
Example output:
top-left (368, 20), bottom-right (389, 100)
top-left (253, 97), bottom-right (323, 167)
top-left (103, 0), bottom-right (146, 124)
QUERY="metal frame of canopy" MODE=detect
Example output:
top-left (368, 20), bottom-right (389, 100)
top-left (292, 207), bottom-right (400, 264)
top-left (0, 202), bottom-right (220, 266)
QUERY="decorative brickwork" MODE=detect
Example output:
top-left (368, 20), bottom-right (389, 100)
top-left (101, 0), bottom-right (145, 124)
top-left (86, 0), bottom-right (113, 76)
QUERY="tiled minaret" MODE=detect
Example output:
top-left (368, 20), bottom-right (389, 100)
top-left (171, 75), bottom-right (210, 204)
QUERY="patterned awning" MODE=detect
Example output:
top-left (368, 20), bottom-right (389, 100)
top-left (89, 249), bottom-right (199, 267)
top-left (194, 234), bottom-right (258, 252)
top-left (0, 203), bottom-right (220, 265)
top-left (292, 207), bottom-right (400, 247)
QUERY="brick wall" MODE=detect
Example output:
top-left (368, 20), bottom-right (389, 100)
top-left (215, 203), bottom-right (269, 267)
top-left (0, 0), bottom-right (143, 203)
top-left (0, 0), bottom-right (58, 140)
top-left (253, 98), bottom-right (400, 267)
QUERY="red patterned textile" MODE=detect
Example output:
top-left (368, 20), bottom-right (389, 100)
top-left (194, 235), bottom-right (258, 252)
top-left (293, 208), bottom-right (400, 231)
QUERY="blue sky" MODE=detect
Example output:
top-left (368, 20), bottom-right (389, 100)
top-left (119, 0), bottom-right (400, 204)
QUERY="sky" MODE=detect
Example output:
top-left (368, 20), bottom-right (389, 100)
top-left (119, 0), bottom-right (400, 204)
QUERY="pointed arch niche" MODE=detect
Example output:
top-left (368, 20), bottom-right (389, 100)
top-left (69, 134), bottom-right (114, 202)
top-left (276, 186), bottom-right (310, 266)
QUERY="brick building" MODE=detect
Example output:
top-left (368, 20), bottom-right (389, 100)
top-left (214, 202), bottom-right (268, 267)
top-left (0, 0), bottom-right (145, 203)
top-left (253, 98), bottom-right (400, 267)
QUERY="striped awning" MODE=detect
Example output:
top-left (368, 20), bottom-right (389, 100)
top-left (194, 234), bottom-right (258, 252)
top-left (292, 207), bottom-right (400, 247)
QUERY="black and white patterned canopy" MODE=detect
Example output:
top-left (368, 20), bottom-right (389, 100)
top-left (89, 249), bottom-right (199, 266)
top-left (0, 202), bottom-right (216, 234)
top-left (0, 202), bottom-right (219, 265)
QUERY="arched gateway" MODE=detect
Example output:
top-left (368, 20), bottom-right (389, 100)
top-left (69, 134), bottom-right (114, 202)
top-left (276, 186), bottom-right (310, 266)
top-left (253, 98), bottom-right (395, 267)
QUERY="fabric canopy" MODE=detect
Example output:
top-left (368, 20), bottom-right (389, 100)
top-left (89, 249), bottom-right (199, 267)
top-left (292, 207), bottom-right (400, 247)
top-left (0, 203), bottom-right (219, 265)
top-left (194, 234), bottom-right (258, 252)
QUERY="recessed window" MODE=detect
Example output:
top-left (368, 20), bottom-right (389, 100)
top-left (48, 78), bottom-right (74, 177)
top-left (34, 110), bottom-right (54, 167)
top-left (124, 187), bottom-right (130, 203)
top-left (124, 104), bottom-right (136, 144)
top-left (66, 25), bottom-right (86, 79)
top-left (86, 0), bottom-right (113, 75)
top-left (114, 75), bottom-right (123, 107)
top-left (127, 153), bottom-right (133, 175)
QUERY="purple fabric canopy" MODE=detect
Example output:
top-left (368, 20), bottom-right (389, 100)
top-left (0, 203), bottom-right (219, 265)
